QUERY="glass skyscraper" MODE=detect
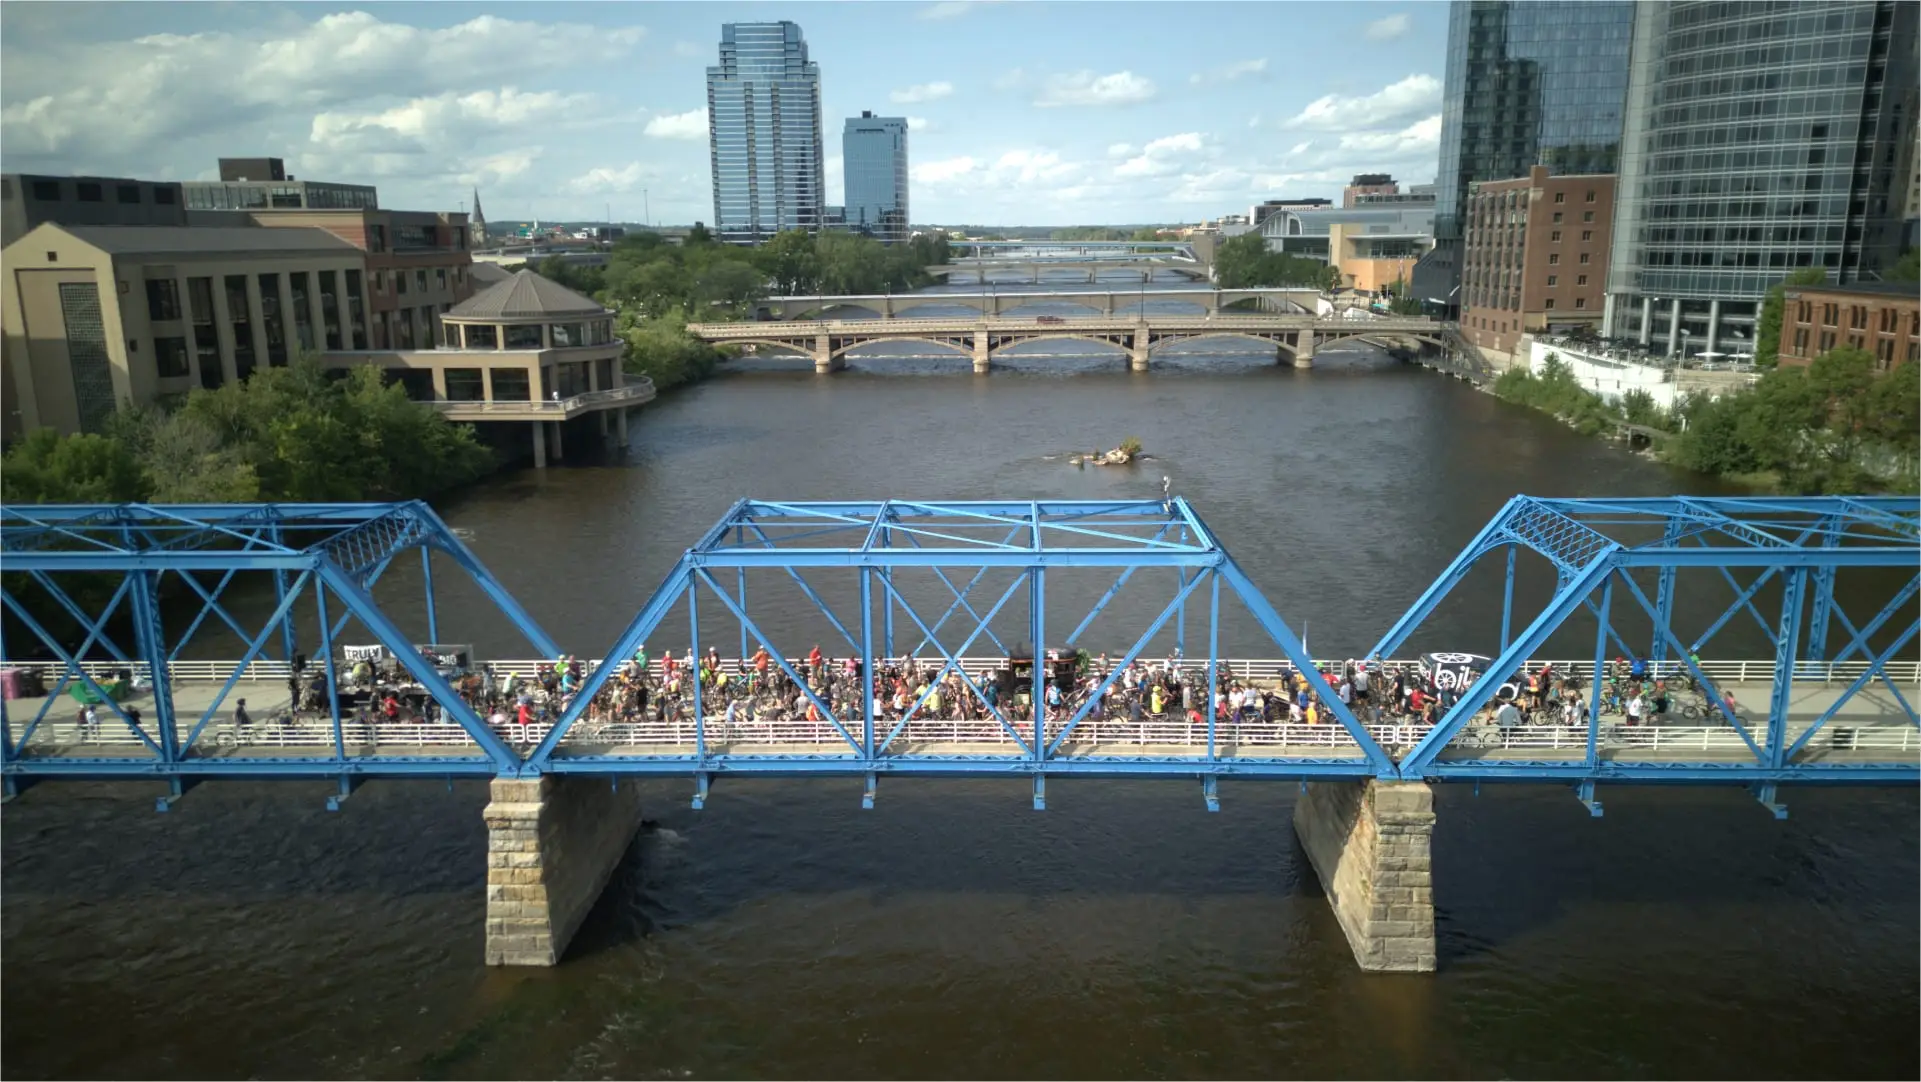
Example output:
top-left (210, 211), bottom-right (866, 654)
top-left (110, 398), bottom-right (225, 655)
top-left (707, 21), bottom-right (825, 244)
top-left (1604, 1), bottom-right (1919, 356)
top-left (842, 112), bottom-right (909, 243)
top-left (1412, 1), bottom-right (1635, 309)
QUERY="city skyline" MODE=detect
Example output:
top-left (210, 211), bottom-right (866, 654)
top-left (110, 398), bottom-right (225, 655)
top-left (0, 1), bottom-right (1450, 226)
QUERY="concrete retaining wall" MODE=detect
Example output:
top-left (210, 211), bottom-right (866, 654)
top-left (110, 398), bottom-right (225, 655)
top-left (1293, 779), bottom-right (1437, 972)
top-left (483, 776), bottom-right (645, 966)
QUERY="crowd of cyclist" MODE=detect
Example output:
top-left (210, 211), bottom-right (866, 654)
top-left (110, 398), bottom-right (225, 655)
top-left (291, 644), bottom-right (1740, 737)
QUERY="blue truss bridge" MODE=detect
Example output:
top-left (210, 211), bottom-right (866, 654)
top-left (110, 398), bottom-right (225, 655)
top-left (4, 495), bottom-right (1915, 969)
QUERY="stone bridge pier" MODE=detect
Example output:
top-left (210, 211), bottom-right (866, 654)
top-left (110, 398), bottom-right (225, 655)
top-left (813, 335), bottom-right (845, 373)
top-left (484, 776), bottom-right (646, 966)
top-left (1293, 779), bottom-right (1437, 972)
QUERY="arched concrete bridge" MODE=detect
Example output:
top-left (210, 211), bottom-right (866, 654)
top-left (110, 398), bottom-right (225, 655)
top-left (686, 314), bottom-right (1447, 373)
top-left (927, 258), bottom-right (1209, 283)
top-left (753, 287), bottom-right (1321, 321)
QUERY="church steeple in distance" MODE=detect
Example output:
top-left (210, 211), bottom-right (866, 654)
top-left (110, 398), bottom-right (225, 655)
top-left (469, 188), bottom-right (489, 249)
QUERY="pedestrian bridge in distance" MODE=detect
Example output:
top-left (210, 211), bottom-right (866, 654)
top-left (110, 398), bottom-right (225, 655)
top-left (687, 313), bottom-right (1445, 372)
top-left (754, 287), bottom-right (1320, 321)
top-left (928, 258), bottom-right (1209, 283)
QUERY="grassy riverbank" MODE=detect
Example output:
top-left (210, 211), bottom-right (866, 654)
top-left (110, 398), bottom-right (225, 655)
top-left (1494, 349), bottom-right (1918, 495)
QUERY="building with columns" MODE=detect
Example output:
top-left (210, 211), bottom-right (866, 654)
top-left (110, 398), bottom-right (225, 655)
top-left (2, 223), bottom-right (368, 439)
top-left (1, 230), bottom-right (649, 460)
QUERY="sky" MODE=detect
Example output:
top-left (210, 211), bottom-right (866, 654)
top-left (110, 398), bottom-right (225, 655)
top-left (0, 1), bottom-right (1450, 227)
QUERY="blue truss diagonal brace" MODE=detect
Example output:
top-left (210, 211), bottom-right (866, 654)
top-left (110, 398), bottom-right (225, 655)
top-left (178, 570), bottom-right (315, 753)
top-left (1370, 496), bottom-right (1522, 659)
top-left (877, 570), bottom-right (1033, 755)
top-left (1048, 568), bottom-right (1210, 756)
top-left (901, 525), bottom-right (1022, 656)
top-left (12, 575), bottom-right (134, 742)
top-left (1785, 618), bottom-right (1921, 760)
top-left (1614, 571), bottom-right (1766, 761)
top-left (525, 562), bottom-right (695, 769)
top-left (696, 569), bottom-right (863, 755)
top-left (166, 567), bottom-right (252, 661)
top-left (1398, 551), bottom-right (1620, 777)
top-left (0, 588), bottom-right (162, 755)
top-left (743, 523), bottom-right (860, 652)
top-left (26, 571), bottom-right (132, 662)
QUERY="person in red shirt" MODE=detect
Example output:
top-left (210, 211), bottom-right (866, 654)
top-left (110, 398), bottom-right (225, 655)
top-left (515, 700), bottom-right (534, 731)
top-left (1407, 687), bottom-right (1428, 717)
top-left (753, 646), bottom-right (771, 675)
top-left (808, 644), bottom-right (824, 673)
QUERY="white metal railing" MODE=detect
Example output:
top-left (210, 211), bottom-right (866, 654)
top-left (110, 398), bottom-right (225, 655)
top-left (429, 380), bottom-right (655, 415)
top-left (688, 315), bottom-right (1438, 337)
top-left (14, 716), bottom-right (1914, 757)
top-left (11, 656), bottom-right (1920, 689)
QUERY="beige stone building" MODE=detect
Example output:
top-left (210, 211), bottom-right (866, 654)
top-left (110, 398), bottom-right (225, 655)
top-left (2, 223), bottom-right (367, 439)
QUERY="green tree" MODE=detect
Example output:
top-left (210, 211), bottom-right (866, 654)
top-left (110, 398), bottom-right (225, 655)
top-left (1754, 267), bottom-right (1827, 368)
top-left (685, 222), bottom-right (714, 246)
top-left (0, 429), bottom-right (149, 503)
top-left (759, 229), bottom-right (820, 294)
top-left (621, 307), bottom-right (720, 390)
top-left (537, 255), bottom-right (605, 296)
top-left (1888, 249), bottom-right (1919, 283)
top-left (691, 259), bottom-right (768, 316)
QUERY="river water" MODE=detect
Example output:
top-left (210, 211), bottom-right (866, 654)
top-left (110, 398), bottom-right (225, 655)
top-left (3, 275), bottom-right (1916, 1079)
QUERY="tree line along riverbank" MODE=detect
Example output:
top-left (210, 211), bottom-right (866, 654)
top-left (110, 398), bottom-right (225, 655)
top-left (1492, 347), bottom-right (1918, 495)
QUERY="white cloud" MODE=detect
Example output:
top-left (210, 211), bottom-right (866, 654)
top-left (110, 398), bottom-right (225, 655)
top-left (1332, 114), bottom-right (1442, 155)
top-left (890, 81), bottom-right (954, 104)
top-left (920, 1), bottom-right (984, 19)
top-left (1284, 74), bottom-right (1440, 131)
top-left (992, 68), bottom-right (1027, 92)
top-left (563, 162), bottom-right (658, 196)
top-left (1114, 132), bottom-right (1207, 178)
top-left (1189, 58), bottom-right (1267, 86)
top-left (1107, 142), bottom-right (1135, 158)
top-left (1248, 114), bottom-right (1264, 129)
top-left (1365, 14), bottom-right (1411, 41)
top-left (1034, 70), bottom-right (1157, 108)
top-left (1289, 141), bottom-right (1312, 155)
top-left (673, 40), bottom-right (705, 58)
top-left (907, 116), bottom-right (931, 131)
top-left (644, 107), bottom-right (707, 140)
top-left (0, 11), bottom-right (645, 168)
top-left (913, 156), bottom-right (978, 184)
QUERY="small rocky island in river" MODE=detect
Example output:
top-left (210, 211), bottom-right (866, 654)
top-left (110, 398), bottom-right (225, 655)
top-left (1070, 437), bottom-right (1143, 467)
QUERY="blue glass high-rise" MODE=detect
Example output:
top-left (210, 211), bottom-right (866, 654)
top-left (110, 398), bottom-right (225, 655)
top-left (842, 112), bottom-right (909, 243)
top-left (707, 21), bottom-right (825, 244)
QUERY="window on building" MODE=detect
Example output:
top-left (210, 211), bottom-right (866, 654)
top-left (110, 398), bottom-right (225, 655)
top-left (187, 277), bottom-right (222, 387)
top-left (225, 275), bottom-right (256, 379)
top-left (414, 270), bottom-right (428, 293)
top-left (116, 184), bottom-right (141, 204)
top-left (368, 225), bottom-right (387, 253)
top-left (1794, 328), bottom-right (1809, 351)
top-left (1579, 253), bottom-right (1590, 264)
top-left (1822, 304), bottom-right (1838, 325)
top-left (1551, 230), bottom-right (1562, 242)
top-left (1547, 275), bottom-right (1558, 286)
top-left (1582, 211), bottom-right (1594, 223)
top-left (1577, 275), bottom-right (1589, 286)
top-left (145, 279), bottom-right (180, 321)
top-left (1880, 308), bottom-right (1897, 333)
top-left (317, 272), bottom-right (341, 350)
top-left (1548, 254), bottom-right (1560, 265)
top-left (396, 309), bottom-right (416, 350)
top-left (1877, 339), bottom-right (1895, 366)
top-left (1553, 192), bottom-right (1565, 204)
top-left (31, 179), bottom-right (61, 201)
top-left (436, 268), bottom-right (448, 292)
top-left (345, 269), bottom-right (367, 350)
top-left (289, 272), bottom-right (314, 351)
top-left (1545, 298), bottom-right (1556, 310)
top-left (489, 367), bottom-right (530, 400)
top-left (154, 337), bottom-right (191, 378)
top-left (1819, 331), bottom-right (1835, 351)
top-left (1552, 212), bottom-right (1563, 223)
top-left (1850, 306), bottom-right (1867, 330)
top-left (258, 273), bottom-right (286, 365)
top-left (396, 270), bottom-right (410, 296)
top-left (154, 186), bottom-right (177, 205)
top-left (465, 324), bottom-right (498, 349)
top-left (1574, 298), bottom-right (1587, 309)
top-left (550, 323), bottom-right (587, 347)
top-left (504, 323), bottom-right (543, 349)
top-left (75, 182), bottom-right (103, 202)
top-left (1585, 190), bottom-right (1597, 203)
top-left (444, 368), bottom-right (485, 401)
top-left (1581, 230), bottom-right (1593, 242)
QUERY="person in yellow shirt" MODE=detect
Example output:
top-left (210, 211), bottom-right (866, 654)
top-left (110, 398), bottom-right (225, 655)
top-left (1149, 684), bottom-right (1165, 716)
top-left (1306, 700), bottom-right (1320, 725)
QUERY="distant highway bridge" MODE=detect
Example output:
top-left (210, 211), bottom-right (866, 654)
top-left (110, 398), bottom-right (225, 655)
top-left (753, 287), bottom-right (1319, 320)
top-left (928, 257), bottom-right (1209, 283)
top-left (687, 313), bottom-right (1445, 373)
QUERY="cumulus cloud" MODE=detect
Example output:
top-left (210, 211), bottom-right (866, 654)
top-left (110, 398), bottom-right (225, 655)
top-left (890, 81), bottom-right (954, 104)
top-left (563, 162), bottom-right (658, 196)
top-left (1034, 70), bottom-right (1157, 108)
top-left (644, 108), bottom-right (707, 140)
top-left (1113, 132), bottom-right (1207, 178)
top-left (1284, 74), bottom-right (1440, 131)
top-left (1365, 14), bottom-right (1411, 40)
top-left (1189, 58), bottom-right (1267, 86)
top-left (913, 155), bottom-right (978, 184)
top-left (673, 40), bottom-right (705, 58)
top-left (0, 11), bottom-right (645, 168)
top-left (920, 1), bottom-right (980, 19)
top-left (907, 116), bottom-right (932, 131)
top-left (1108, 142), bottom-right (1135, 158)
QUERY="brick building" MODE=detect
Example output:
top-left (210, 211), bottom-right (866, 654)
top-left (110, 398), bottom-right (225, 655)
top-left (1460, 165), bottom-right (1615, 362)
top-left (1779, 280), bottom-right (1919, 371)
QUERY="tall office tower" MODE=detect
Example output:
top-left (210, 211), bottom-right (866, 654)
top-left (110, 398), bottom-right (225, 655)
top-left (1605, 1), bottom-right (1920, 356)
top-left (1411, 0), bottom-right (1636, 311)
top-left (843, 111), bottom-right (909, 243)
top-left (707, 21), bottom-right (826, 245)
